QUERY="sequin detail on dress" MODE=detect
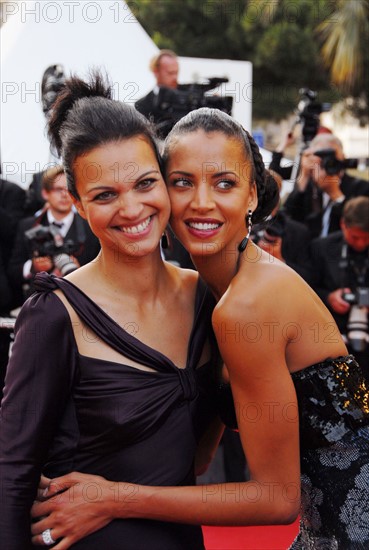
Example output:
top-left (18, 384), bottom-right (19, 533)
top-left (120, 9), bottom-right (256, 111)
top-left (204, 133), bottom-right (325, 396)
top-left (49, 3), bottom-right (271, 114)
top-left (289, 356), bottom-right (369, 549)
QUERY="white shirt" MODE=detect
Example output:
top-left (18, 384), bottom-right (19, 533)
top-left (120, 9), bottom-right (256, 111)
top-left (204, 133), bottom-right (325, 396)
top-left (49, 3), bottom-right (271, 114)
top-left (320, 193), bottom-right (345, 237)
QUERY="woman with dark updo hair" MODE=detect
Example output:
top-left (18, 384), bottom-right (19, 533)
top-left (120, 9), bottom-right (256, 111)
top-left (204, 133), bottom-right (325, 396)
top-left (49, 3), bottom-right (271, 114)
top-left (0, 74), bottom-right (219, 549)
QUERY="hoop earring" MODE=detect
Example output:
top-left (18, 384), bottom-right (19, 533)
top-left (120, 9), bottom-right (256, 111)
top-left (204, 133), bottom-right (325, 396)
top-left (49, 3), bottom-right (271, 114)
top-left (238, 209), bottom-right (253, 253)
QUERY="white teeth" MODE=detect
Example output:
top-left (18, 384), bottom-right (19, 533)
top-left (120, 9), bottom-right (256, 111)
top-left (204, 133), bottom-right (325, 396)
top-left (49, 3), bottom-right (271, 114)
top-left (188, 222), bottom-right (220, 230)
top-left (120, 217), bottom-right (151, 234)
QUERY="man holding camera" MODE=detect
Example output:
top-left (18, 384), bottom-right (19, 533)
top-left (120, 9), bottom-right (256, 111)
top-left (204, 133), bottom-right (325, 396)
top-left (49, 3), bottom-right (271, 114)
top-left (135, 50), bottom-right (231, 141)
top-left (284, 133), bottom-right (369, 238)
top-left (8, 165), bottom-right (100, 306)
top-left (310, 196), bottom-right (369, 380)
top-left (135, 49), bottom-right (180, 138)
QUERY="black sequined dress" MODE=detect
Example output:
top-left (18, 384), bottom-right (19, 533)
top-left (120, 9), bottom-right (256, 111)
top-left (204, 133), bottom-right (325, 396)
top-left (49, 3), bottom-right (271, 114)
top-left (289, 355), bottom-right (369, 549)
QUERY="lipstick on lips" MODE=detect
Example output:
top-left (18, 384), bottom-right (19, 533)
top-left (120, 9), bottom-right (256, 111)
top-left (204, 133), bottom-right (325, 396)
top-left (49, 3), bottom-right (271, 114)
top-left (185, 218), bottom-right (223, 238)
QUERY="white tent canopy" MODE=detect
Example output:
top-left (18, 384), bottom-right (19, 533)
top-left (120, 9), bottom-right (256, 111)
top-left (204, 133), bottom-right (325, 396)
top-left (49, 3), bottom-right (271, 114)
top-left (1, 0), bottom-right (252, 188)
top-left (1, 0), bottom-right (158, 187)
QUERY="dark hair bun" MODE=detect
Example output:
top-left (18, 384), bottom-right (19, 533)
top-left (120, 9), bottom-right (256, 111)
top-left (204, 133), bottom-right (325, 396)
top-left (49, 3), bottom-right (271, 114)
top-left (48, 71), bottom-right (111, 156)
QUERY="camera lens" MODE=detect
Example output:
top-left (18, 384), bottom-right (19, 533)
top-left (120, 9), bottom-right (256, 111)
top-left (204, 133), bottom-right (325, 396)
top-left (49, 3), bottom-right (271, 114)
top-left (346, 305), bottom-right (369, 352)
top-left (53, 254), bottom-right (78, 276)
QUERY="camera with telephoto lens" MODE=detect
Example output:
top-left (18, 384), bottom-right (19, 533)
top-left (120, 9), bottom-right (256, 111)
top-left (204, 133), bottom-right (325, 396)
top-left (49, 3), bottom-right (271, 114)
top-left (342, 287), bottom-right (369, 307)
top-left (314, 148), bottom-right (359, 175)
top-left (25, 225), bottom-right (79, 276)
top-left (343, 288), bottom-right (369, 353)
top-left (345, 303), bottom-right (369, 353)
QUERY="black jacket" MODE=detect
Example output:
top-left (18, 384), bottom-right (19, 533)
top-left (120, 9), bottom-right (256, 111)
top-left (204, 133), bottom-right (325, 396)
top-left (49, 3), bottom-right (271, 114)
top-left (135, 86), bottom-right (190, 138)
top-left (0, 179), bottom-right (26, 312)
top-left (310, 231), bottom-right (369, 334)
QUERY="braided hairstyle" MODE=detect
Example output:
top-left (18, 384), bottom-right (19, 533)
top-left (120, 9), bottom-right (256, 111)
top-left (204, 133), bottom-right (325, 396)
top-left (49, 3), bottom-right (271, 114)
top-left (163, 107), bottom-right (279, 224)
top-left (48, 71), bottom-right (161, 198)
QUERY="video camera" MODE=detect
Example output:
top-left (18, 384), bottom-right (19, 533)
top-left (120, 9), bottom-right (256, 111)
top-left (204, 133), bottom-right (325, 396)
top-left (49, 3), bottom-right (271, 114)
top-left (155, 77), bottom-right (233, 137)
top-left (314, 148), bottom-right (361, 175)
top-left (296, 88), bottom-right (331, 144)
top-left (25, 225), bottom-right (79, 276)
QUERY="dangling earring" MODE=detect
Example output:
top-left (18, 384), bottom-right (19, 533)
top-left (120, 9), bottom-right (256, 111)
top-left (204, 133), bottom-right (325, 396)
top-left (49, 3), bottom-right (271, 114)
top-left (247, 208), bottom-right (253, 235)
top-left (161, 230), bottom-right (169, 250)
top-left (238, 209), bottom-right (253, 253)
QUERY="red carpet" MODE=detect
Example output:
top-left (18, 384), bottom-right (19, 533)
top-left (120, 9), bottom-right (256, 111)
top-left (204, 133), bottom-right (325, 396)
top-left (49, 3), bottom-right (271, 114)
top-left (203, 518), bottom-right (299, 550)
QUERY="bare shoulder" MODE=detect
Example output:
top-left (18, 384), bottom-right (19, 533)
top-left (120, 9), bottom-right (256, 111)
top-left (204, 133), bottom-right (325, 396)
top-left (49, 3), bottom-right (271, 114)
top-left (64, 262), bottom-right (94, 287)
top-left (166, 263), bottom-right (199, 296)
top-left (212, 248), bottom-right (346, 370)
top-left (212, 249), bottom-right (332, 345)
top-left (214, 254), bottom-right (305, 325)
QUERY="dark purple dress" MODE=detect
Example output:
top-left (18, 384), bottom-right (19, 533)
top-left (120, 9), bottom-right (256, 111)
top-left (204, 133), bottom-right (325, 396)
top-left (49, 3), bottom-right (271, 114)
top-left (0, 273), bottom-right (218, 549)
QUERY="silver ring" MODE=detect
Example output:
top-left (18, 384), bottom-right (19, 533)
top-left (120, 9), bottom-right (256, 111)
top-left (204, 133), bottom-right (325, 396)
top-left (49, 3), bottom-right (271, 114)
top-left (41, 528), bottom-right (56, 546)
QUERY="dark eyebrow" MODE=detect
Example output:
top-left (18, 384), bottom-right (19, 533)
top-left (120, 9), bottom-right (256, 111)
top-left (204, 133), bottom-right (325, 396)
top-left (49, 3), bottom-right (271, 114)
top-left (168, 170), bottom-right (237, 178)
top-left (137, 169), bottom-right (161, 178)
top-left (210, 171), bottom-right (237, 178)
top-left (167, 170), bottom-right (193, 177)
top-left (86, 186), bottom-right (112, 196)
top-left (85, 170), bottom-right (161, 195)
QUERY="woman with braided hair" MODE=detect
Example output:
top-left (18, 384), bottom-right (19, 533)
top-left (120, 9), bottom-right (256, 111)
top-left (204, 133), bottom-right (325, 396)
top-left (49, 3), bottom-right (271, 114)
top-left (31, 108), bottom-right (369, 549)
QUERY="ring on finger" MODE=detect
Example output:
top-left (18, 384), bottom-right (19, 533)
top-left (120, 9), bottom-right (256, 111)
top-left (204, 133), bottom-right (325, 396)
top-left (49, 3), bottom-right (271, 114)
top-left (41, 528), bottom-right (56, 546)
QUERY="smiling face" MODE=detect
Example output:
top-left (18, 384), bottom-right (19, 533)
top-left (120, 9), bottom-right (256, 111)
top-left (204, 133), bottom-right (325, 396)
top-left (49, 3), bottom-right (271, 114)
top-left (166, 129), bottom-right (257, 259)
top-left (72, 137), bottom-right (170, 259)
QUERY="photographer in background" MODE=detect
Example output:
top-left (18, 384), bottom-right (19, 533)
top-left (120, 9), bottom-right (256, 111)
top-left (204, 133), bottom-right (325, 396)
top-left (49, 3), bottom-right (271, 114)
top-left (310, 196), bottom-right (369, 380)
top-left (284, 132), bottom-right (369, 238)
top-left (8, 165), bottom-right (100, 306)
top-left (135, 49), bottom-right (180, 138)
top-left (135, 50), bottom-right (232, 139)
